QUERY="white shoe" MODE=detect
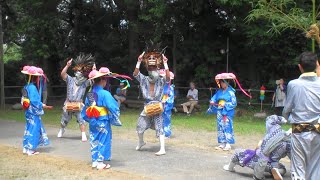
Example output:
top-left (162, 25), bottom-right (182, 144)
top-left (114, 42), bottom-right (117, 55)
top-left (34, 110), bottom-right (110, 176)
top-left (97, 163), bottom-right (111, 170)
top-left (223, 144), bottom-right (232, 151)
top-left (81, 133), bottom-right (87, 142)
top-left (27, 150), bottom-right (40, 156)
top-left (92, 162), bottom-right (98, 168)
top-left (23, 148), bottom-right (27, 154)
top-left (215, 144), bottom-right (226, 150)
top-left (136, 142), bottom-right (146, 151)
top-left (155, 150), bottom-right (166, 156)
top-left (57, 128), bottom-right (65, 138)
top-left (271, 168), bottom-right (283, 180)
top-left (223, 164), bottom-right (235, 172)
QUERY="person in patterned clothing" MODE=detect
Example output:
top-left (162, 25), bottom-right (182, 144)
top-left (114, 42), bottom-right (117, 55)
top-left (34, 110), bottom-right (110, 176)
top-left (208, 73), bottom-right (251, 151)
top-left (81, 67), bottom-right (121, 170)
top-left (57, 53), bottom-right (95, 142)
top-left (134, 42), bottom-right (170, 156)
top-left (223, 115), bottom-right (291, 180)
top-left (21, 65), bottom-right (51, 155)
top-left (160, 70), bottom-right (175, 138)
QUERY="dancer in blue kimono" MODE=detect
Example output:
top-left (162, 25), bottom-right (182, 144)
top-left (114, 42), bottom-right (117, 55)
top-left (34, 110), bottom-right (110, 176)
top-left (160, 70), bottom-right (175, 138)
top-left (82, 67), bottom-right (122, 170)
top-left (208, 73), bottom-right (251, 151)
top-left (21, 65), bottom-right (50, 156)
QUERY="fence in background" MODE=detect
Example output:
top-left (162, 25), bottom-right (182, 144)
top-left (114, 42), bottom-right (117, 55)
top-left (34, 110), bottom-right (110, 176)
top-left (3, 85), bottom-right (276, 108)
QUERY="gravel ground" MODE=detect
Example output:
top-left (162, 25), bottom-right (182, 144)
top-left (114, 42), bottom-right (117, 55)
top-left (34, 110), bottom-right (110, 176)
top-left (0, 120), bottom-right (290, 180)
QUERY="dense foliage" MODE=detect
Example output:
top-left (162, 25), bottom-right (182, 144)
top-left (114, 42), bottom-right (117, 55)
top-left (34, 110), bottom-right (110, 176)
top-left (1, 0), bottom-right (319, 89)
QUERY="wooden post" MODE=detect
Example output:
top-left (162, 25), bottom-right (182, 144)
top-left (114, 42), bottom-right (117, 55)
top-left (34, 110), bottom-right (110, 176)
top-left (0, 4), bottom-right (5, 109)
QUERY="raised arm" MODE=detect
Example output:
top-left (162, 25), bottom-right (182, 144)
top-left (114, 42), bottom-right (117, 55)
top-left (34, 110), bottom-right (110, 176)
top-left (162, 54), bottom-right (170, 82)
top-left (61, 58), bottom-right (72, 81)
top-left (133, 52), bottom-right (144, 77)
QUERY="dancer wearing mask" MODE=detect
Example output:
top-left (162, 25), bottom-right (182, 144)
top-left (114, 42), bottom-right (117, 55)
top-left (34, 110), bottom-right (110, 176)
top-left (57, 53), bottom-right (95, 142)
top-left (134, 42), bottom-right (170, 155)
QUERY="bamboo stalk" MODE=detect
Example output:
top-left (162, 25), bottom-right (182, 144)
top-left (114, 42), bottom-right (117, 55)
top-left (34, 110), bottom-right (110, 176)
top-left (312, 0), bottom-right (316, 52)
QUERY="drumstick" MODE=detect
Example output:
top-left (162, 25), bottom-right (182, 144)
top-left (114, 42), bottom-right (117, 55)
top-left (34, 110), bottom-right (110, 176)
top-left (43, 105), bottom-right (53, 110)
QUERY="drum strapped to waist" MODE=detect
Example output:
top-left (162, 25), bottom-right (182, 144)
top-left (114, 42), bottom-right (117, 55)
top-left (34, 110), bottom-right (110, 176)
top-left (65, 102), bottom-right (83, 112)
top-left (144, 102), bottom-right (164, 117)
top-left (292, 123), bottom-right (320, 134)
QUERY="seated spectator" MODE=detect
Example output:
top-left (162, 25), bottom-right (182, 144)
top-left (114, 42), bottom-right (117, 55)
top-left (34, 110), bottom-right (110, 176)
top-left (113, 82), bottom-right (127, 107)
top-left (181, 82), bottom-right (198, 116)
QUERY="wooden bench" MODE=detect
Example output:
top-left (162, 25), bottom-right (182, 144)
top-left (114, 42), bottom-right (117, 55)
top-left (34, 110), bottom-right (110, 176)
top-left (175, 104), bottom-right (202, 113)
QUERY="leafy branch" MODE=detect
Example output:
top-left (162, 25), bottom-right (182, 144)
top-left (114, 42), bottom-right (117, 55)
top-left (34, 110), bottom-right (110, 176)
top-left (246, 0), bottom-right (312, 35)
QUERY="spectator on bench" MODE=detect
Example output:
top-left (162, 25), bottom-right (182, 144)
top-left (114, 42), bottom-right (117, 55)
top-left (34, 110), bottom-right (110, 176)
top-left (181, 82), bottom-right (198, 116)
top-left (114, 82), bottom-right (127, 107)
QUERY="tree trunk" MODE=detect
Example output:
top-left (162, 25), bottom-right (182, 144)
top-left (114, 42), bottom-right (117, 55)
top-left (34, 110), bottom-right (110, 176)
top-left (127, 1), bottom-right (139, 70)
top-left (0, 4), bottom-right (4, 109)
top-left (74, 0), bottom-right (81, 53)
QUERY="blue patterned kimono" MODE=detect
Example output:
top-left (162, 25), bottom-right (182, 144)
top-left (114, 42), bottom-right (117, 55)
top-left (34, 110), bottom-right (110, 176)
top-left (162, 84), bottom-right (175, 137)
top-left (208, 86), bottom-right (237, 144)
top-left (22, 83), bottom-right (50, 150)
top-left (82, 85), bottom-right (120, 163)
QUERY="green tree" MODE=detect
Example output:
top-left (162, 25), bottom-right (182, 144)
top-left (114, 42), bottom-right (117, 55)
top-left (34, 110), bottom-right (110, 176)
top-left (246, 0), bottom-right (318, 51)
top-left (3, 43), bottom-right (22, 63)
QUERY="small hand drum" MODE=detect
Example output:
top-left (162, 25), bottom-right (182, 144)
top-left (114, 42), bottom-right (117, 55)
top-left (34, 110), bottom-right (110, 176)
top-left (144, 102), bottom-right (164, 117)
top-left (65, 102), bottom-right (82, 112)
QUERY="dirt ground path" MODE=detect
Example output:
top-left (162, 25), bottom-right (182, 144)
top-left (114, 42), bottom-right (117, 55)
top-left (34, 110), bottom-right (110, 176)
top-left (0, 145), bottom-right (147, 180)
top-left (0, 120), bottom-right (290, 180)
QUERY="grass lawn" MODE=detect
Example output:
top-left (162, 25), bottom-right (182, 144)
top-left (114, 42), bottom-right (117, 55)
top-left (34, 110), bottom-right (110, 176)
top-left (0, 105), bottom-right (289, 136)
